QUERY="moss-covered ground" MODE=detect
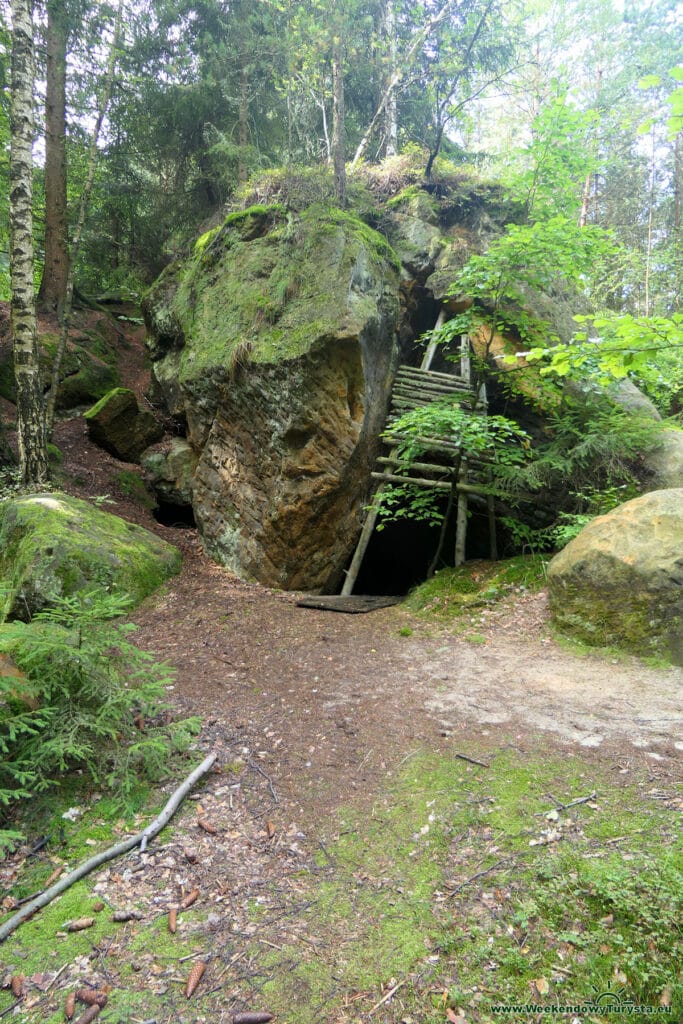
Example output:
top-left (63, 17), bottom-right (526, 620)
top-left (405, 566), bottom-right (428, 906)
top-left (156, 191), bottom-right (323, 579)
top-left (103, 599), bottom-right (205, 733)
top-left (404, 555), bottom-right (548, 628)
top-left (1, 744), bottom-right (679, 1023)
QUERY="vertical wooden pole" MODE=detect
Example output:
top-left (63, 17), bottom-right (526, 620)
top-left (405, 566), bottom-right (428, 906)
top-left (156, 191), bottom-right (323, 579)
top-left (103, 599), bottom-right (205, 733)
top-left (454, 459), bottom-right (468, 567)
top-left (341, 484), bottom-right (385, 596)
top-left (420, 308), bottom-right (445, 371)
top-left (487, 493), bottom-right (498, 561)
top-left (459, 334), bottom-right (471, 385)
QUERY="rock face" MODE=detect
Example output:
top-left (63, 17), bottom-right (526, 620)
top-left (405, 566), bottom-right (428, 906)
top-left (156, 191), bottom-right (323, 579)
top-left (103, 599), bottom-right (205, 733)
top-left (85, 387), bottom-right (164, 462)
top-left (0, 492), bottom-right (181, 621)
top-left (144, 203), bottom-right (400, 590)
top-left (547, 490), bottom-right (683, 664)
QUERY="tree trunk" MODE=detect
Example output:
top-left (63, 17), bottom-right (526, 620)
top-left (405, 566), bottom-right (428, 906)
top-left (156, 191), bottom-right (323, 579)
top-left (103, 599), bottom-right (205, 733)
top-left (45, 0), bottom-right (122, 432)
top-left (238, 57), bottom-right (249, 182)
top-left (10, 0), bottom-right (49, 487)
top-left (674, 131), bottom-right (681, 239)
top-left (382, 0), bottom-right (398, 157)
top-left (37, 0), bottom-right (69, 315)
top-left (332, 32), bottom-right (346, 207)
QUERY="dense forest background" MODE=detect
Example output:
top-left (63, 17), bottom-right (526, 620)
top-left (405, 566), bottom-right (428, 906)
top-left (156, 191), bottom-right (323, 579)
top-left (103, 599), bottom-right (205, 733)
top-left (0, 0), bottom-right (681, 309)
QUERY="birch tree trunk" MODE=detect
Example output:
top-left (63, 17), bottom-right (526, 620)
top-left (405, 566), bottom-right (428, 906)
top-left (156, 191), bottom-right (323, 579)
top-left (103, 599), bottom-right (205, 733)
top-left (10, 0), bottom-right (49, 487)
top-left (37, 0), bottom-right (69, 315)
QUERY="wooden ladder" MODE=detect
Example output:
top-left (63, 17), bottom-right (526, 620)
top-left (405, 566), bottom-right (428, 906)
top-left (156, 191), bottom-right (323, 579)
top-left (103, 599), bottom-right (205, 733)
top-left (341, 314), bottom-right (494, 596)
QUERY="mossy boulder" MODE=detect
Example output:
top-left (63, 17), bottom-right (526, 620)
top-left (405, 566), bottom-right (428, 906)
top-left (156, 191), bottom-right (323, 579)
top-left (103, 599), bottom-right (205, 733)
top-left (144, 203), bottom-right (401, 590)
top-left (0, 316), bottom-right (121, 411)
top-left (85, 387), bottom-right (164, 463)
top-left (141, 438), bottom-right (198, 506)
top-left (547, 489), bottom-right (683, 664)
top-left (0, 492), bottom-right (181, 621)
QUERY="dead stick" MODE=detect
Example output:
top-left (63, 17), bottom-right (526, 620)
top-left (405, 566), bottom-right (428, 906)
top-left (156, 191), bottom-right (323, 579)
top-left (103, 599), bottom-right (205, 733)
top-left (0, 752), bottom-right (217, 944)
top-left (248, 762), bottom-right (278, 804)
top-left (536, 791), bottom-right (596, 816)
top-left (369, 978), bottom-right (407, 1015)
top-left (447, 858), bottom-right (509, 897)
top-left (455, 752), bottom-right (490, 768)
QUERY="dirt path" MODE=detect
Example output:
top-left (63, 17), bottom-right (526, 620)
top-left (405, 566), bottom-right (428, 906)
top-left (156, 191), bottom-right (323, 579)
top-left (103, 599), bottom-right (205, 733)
top-left (131, 532), bottom-right (682, 828)
top-left (2, 419), bottom-right (681, 1023)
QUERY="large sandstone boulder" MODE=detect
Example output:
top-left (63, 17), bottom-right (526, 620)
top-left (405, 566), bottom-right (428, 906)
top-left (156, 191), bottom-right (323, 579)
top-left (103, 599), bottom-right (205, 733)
top-left (644, 429), bottom-right (683, 491)
top-left (144, 203), bottom-right (401, 591)
top-left (547, 490), bottom-right (683, 664)
top-left (85, 387), bottom-right (164, 462)
top-left (0, 492), bottom-right (181, 621)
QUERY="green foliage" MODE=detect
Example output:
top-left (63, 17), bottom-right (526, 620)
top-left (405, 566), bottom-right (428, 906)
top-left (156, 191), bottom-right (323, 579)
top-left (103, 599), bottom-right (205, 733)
top-left (373, 403), bottom-right (531, 529)
top-left (528, 312), bottom-right (683, 394)
top-left (0, 591), bottom-right (199, 846)
top-left (441, 216), bottom-right (615, 349)
top-left (504, 97), bottom-right (600, 219)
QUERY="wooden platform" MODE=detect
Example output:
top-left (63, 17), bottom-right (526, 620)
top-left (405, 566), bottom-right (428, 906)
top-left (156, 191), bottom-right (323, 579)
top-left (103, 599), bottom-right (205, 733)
top-left (296, 595), bottom-right (402, 614)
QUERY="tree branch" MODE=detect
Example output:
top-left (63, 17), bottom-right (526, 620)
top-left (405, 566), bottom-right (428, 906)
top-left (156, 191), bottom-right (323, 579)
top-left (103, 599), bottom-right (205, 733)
top-left (0, 752), bottom-right (217, 944)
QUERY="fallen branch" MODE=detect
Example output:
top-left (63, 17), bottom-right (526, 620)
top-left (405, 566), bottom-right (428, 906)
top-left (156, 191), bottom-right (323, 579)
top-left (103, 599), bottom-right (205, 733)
top-left (0, 752), bottom-right (217, 944)
top-left (455, 752), bottom-right (490, 769)
top-left (248, 761), bottom-right (278, 804)
top-left (446, 858), bottom-right (509, 897)
top-left (369, 977), bottom-right (407, 1015)
top-left (536, 791), bottom-right (597, 817)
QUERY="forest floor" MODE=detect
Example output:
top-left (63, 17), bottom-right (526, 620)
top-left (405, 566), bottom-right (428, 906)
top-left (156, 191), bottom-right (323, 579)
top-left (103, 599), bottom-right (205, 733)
top-left (0, 314), bottom-right (681, 1024)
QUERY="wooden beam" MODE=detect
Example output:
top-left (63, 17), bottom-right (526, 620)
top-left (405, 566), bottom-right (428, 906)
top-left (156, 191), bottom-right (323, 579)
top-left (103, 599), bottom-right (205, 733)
top-left (376, 456), bottom-right (453, 475)
top-left (455, 459), bottom-right (469, 567)
top-left (398, 364), bottom-right (467, 383)
top-left (419, 309), bottom-right (446, 370)
top-left (487, 493), bottom-right (498, 561)
top-left (341, 482), bottom-right (386, 596)
top-left (371, 471), bottom-right (452, 490)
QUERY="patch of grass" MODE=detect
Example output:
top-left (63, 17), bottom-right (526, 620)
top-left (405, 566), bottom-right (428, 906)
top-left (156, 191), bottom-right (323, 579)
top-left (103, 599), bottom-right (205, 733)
top-left (405, 555), bottom-right (548, 620)
top-left (2, 747), bottom-right (678, 1023)
top-left (241, 747), bottom-right (681, 1023)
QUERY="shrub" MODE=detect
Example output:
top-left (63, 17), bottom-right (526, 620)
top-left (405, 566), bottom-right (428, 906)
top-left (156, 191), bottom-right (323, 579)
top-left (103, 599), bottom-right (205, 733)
top-left (0, 591), bottom-right (199, 849)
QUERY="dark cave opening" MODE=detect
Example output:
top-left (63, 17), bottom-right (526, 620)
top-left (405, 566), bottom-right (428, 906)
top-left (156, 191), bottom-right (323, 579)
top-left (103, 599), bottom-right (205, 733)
top-left (153, 501), bottom-right (196, 529)
top-left (349, 495), bottom-right (497, 597)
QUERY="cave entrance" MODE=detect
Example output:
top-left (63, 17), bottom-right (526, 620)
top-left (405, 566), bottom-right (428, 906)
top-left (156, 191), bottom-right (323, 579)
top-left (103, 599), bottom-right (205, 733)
top-left (337, 308), bottom-right (498, 603)
top-left (153, 500), bottom-right (196, 529)
top-left (349, 492), bottom-right (496, 596)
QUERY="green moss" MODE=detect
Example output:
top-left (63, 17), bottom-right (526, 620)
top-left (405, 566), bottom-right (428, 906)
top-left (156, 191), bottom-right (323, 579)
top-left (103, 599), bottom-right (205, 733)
top-left (550, 586), bottom-right (679, 663)
top-left (116, 469), bottom-right (157, 509)
top-left (157, 201), bottom-right (400, 386)
top-left (0, 492), bottom-right (181, 621)
top-left (83, 386), bottom-right (131, 419)
top-left (222, 202), bottom-right (286, 229)
top-left (193, 226), bottom-right (220, 254)
top-left (241, 748), bottom-right (681, 1023)
top-left (406, 555), bottom-right (548, 619)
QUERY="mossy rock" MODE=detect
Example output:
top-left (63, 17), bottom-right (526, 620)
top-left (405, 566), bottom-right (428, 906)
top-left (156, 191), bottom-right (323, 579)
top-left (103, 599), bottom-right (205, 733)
top-left (0, 492), bottom-right (181, 622)
top-left (141, 438), bottom-right (197, 506)
top-left (547, 489), bottom-right (683, 664)
top-left (0, 326), bottom-right (120, 410)
top-left (144, 202), bottom-right (401, 394)
top-left (84, 388), bottom-right (164, 462)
